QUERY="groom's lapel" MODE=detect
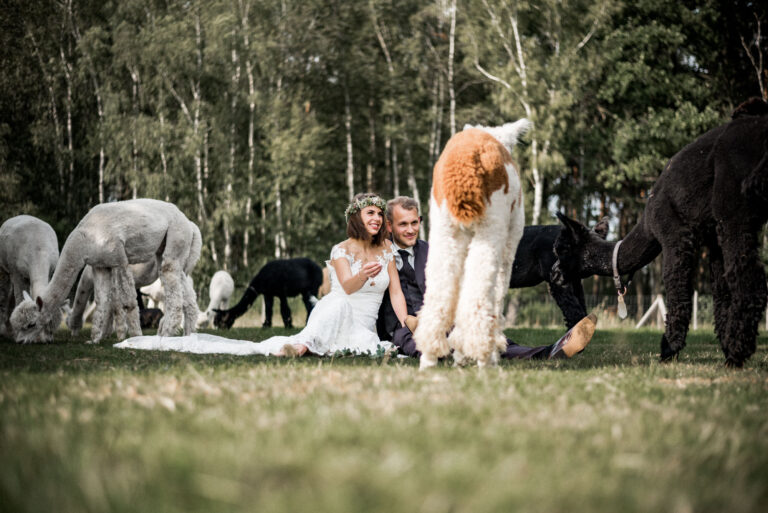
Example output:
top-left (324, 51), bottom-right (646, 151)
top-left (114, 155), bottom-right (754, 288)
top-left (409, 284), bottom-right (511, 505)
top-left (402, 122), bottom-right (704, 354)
top-left (414, 240), bottom-right (428, 294)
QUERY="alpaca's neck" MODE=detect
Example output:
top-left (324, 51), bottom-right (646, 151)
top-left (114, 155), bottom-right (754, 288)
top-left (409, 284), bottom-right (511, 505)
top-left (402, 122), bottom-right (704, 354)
top-left (28, 260), bottom-right (54, 299)
top-left (227, 284), bottom-right (259, 317)
top-left (42, 232), bottom-right (86, 309)
top-left (581, 219), bottom-right (662, 277)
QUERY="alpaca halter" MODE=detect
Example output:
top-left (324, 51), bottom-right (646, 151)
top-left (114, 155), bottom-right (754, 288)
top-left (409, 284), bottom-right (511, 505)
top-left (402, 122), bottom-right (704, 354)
top-left (612, 240), bottom-right (623, 292)
top-left (612, 240), bottom-right (628, 319)
top-left (344, 196), bottom-right (387, 221)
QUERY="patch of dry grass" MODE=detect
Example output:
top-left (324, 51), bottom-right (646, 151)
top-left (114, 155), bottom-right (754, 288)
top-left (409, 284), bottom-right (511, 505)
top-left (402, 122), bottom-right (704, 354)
top-left (0, 326), bottom-right (766, 513)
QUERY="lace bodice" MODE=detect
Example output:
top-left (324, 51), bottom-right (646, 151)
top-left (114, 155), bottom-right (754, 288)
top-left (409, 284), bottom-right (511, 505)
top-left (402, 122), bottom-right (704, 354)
top-left (326, 243), bottom-right (396, 330)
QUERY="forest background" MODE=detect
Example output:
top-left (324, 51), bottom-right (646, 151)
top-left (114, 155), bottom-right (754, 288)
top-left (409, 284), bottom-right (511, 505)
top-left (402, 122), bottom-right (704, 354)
top-left (1, 0), bottom-right (766, 307)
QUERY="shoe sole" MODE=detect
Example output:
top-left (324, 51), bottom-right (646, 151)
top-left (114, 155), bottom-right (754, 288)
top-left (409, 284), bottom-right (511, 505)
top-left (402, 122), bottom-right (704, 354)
top-left (561, 313), bottom-right (597, 358)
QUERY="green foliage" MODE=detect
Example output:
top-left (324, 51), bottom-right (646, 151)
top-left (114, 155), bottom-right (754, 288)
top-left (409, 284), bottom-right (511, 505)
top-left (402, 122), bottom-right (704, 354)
top-left (0, 0), bottom-right (765, 290)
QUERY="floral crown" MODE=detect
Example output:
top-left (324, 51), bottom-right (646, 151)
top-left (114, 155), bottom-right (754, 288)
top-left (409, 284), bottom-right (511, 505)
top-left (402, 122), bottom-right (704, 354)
top-left (344, 196), bottom-right (387, 221)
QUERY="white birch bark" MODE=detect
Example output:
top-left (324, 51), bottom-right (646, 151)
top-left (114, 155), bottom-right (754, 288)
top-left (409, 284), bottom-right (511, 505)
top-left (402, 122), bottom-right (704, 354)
top-left (447, 0), bottom-right (457, 136)
top-left (240, 0), bottom-right (255, 268)
top-left (66, 0), bottom-right (106, 203)
top-left (344, 86), bottom-right (355, 201)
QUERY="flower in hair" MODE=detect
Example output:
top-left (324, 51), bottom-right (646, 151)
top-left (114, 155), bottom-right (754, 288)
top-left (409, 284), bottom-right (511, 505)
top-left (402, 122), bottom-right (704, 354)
top-left (345, 196), bottom-right (387, 221)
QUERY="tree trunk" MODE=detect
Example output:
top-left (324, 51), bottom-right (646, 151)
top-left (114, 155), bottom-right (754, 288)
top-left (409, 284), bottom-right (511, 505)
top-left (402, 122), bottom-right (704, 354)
top-left (240, 0), bottom-right (256, 269)
top-left (447, 0), bottom-right (457, 136)
top-left (344, 86), bottom-right (355, 201)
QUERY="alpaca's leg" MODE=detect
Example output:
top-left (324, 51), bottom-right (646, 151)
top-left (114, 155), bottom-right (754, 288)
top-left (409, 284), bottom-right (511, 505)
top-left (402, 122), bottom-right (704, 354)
top-left (414, 204), bottom-right (471, 369)
top-left (113, 265), bottom-right (141, 339)
top-left (181, 274), bottom-right (198, 335)
top-left (707, 243), bottom-right (730, 349)
top-left (658, 230), bottom-right (697, 361)
top-left (111, 270), bottom-right (128, 340)
top-left (278, 295), bottom-right (292, 328)
top-left (491, 203), bottom-right (524, 344)
top-left (158, 259), bottom-right (184, 337)
top-left (159, 217), bottom-right (195, 336)
top-left (89, 268), bottom-right (112, 344)
top-left (301, 291), bottom-right (313, 318)
top-left (716, 223), bottom-right (767, 367)
top-left (452, 217), bottom-right (512, 368)
top-left (549, 281), bottom-right (588, 329)
top-left (67, 267), bottom-right (94, 336)
top-left (263, 295), bottom-right (274, 327)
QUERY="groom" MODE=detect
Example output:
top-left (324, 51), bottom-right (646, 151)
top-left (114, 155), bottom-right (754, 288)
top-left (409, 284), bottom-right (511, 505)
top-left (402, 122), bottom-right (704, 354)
top-left (376, 196), bottom-right (596, 360)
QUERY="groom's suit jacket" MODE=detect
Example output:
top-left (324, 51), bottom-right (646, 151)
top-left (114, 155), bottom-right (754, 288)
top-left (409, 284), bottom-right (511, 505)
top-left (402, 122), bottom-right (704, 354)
top-left (376, 239), bottom-right (428, 343)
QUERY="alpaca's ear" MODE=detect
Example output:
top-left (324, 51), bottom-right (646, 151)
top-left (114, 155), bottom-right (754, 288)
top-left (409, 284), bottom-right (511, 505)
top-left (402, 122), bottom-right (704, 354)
top-left (36, 296), bottom-right (44, 311)
top-left (22, 290), bottom-right (33, 303)
top-left (592, 216), bottom-right (610, 240)
top-left (555, 212), bottom-right (589, 242)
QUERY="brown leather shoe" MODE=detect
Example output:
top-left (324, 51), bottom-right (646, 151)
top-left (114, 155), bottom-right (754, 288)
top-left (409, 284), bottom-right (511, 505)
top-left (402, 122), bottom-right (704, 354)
top-left (548, 313), bottom-right (597, 359)
top-left (405, 315), bottom-right (419, 333)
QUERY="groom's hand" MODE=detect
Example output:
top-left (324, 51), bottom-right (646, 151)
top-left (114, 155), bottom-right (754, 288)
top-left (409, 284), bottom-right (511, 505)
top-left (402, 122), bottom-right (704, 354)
top-left (362, 261), bottom-right (382, 278)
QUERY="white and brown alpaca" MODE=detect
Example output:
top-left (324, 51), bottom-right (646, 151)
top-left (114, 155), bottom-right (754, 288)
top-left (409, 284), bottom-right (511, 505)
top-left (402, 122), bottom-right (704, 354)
top-left (196, 270), bottom-right (235, 328)
top-left (10, 199), bottom-right (201, 344)
top-left (0, 215), bottom-right (60, 339)
top-left (414, 120), bottom-right (530, 369)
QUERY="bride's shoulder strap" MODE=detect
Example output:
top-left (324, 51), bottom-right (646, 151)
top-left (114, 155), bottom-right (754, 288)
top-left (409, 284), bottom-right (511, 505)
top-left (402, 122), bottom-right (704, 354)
top-left (330, 241), bottom-right (351, 262)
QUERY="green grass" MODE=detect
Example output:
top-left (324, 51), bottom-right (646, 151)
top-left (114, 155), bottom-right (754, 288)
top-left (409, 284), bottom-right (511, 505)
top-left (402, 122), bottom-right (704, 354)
top-left (1, 326), bottom-right (767, 513)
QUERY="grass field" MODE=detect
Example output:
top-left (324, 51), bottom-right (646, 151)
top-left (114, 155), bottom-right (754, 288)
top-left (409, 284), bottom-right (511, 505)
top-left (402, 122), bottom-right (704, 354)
top-left (1, 325), bottom-right (767, 513)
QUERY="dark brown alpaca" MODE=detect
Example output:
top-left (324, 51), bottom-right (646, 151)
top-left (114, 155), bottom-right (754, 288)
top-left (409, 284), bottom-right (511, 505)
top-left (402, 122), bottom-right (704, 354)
top-left (553, 98), bottom-right (768, 367)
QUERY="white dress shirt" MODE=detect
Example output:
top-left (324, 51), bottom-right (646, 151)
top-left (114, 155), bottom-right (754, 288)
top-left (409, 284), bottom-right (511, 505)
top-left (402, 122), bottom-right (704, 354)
top-left (392, 241), bottom-right (415, 270)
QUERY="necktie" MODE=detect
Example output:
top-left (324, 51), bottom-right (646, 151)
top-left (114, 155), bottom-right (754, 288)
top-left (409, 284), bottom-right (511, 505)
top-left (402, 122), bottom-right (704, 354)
top-left (398, 249), bottom-right (414, 274)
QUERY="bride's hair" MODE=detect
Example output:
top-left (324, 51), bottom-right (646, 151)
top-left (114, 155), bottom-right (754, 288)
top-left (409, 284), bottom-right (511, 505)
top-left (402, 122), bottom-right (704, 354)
top-left (347, 192), bottom-right (387, 245)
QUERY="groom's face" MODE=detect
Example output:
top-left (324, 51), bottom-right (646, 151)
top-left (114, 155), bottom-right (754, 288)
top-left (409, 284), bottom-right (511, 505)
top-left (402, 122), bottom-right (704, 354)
top-left (388, 205), bottom-right (420, 248)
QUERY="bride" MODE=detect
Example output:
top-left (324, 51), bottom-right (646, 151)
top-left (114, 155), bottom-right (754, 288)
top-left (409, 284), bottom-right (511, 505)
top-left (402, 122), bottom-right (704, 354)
top-left (115, 193), bottom-right (408, 357)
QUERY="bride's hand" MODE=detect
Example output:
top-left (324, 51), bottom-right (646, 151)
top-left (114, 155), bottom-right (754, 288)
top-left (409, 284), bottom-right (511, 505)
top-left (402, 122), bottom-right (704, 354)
top-left (361, 261), bottom-right (382, 278)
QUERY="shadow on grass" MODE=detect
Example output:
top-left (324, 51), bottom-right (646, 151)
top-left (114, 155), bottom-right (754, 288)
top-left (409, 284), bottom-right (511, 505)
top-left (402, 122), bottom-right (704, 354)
top-left (1, 326), bottom-right (766, 374)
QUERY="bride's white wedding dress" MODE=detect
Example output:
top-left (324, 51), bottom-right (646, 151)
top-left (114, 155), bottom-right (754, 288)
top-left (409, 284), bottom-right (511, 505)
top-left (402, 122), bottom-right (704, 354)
top-left (114, 244), bottom-right (396, 356)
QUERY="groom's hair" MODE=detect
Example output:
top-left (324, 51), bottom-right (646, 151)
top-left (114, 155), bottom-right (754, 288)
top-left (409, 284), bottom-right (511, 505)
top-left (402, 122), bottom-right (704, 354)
top-left (385, 196), bottom-right (420, 222)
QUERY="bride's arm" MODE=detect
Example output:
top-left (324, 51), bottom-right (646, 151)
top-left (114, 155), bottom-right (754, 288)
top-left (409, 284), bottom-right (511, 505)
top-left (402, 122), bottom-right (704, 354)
top-left (386, 259), bottom-right (408, 327)
top-left (332, 255), bottom-right (382, 295)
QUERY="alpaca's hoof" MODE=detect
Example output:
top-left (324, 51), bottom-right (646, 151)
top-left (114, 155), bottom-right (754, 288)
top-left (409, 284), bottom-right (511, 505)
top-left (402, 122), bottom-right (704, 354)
top-left (419, 354), bottom-right (439, 370)
top-left (724, 357), bottom-right (744, 369)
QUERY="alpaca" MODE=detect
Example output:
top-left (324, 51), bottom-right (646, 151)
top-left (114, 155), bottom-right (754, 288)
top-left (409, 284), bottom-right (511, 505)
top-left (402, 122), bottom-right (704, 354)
top-left (10, 199), bottom-right (202, 344)
top-left (552, 99), bottom-right (768, 367)
top-left (66, 259), bottom-right (160, 337)
top-left (196, 270), bottom-right (235, 328)
top-left (509, 215), bottom-right (608, 328)
top-left (139, 278), bottom-right (164, 309)
top-left (414, 119), bottom-right (530, 369)
top-left (134, 288), bottom-right (164, 329)
top-left (214, 258), bottom-right (323, 329)
top-left (0, 215), bottom-right (60, 339)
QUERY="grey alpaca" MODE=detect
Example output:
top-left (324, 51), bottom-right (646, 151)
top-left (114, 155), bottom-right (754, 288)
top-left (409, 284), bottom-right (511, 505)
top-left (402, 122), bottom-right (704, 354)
top-left (553, 98), bottom-right (768, 367)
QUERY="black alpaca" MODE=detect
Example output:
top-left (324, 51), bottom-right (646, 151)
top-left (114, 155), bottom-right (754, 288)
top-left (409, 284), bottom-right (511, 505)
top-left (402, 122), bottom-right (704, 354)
top-left (136, 290), bottom-right (163, 329)
top-left (213, 258), bottom-right (323, 329)
top-left (552, 98), bottom-right (768, 367)
top-left (509, 216), bottom-right (608, 328)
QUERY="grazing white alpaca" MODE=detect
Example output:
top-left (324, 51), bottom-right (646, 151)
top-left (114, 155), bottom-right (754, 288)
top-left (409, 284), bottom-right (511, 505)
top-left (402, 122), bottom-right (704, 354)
top-left (10, 199), bottom-right (201, 344)
top-left (414, 120), bottom-right (530, 369)
top-left (67, 259), bottom-right (159, 337)
top-left (196, 270), bottom-right (235, 328)
top-left (0, 215), bottom-right (60, 339)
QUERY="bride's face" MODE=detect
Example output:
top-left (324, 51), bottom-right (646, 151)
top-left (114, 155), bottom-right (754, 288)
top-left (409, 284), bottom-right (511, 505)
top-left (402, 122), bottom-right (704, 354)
top-left (360, 206), bottom-right (384, 237)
